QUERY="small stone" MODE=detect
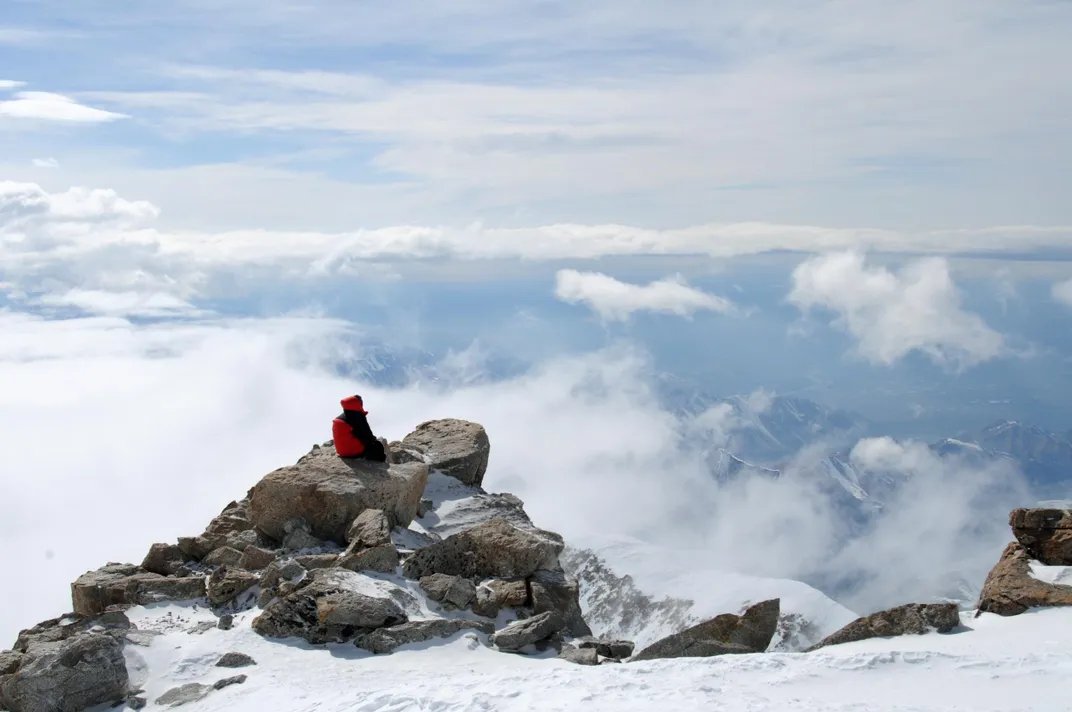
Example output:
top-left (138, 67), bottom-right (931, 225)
top-left (558, 643), bottom-right (599, 666)
top-left (214, 674), bottom-right (248, 690)
top-left (217, 615), bottom-right (234, 631)
top-left (156, 683), bottom-right (212, 707)
top-left (490, 611), bottom-right (565, 652)
top-left (127, 695), bottom-right (147, 709)
top-left (346, 509), bottom-right (392, 548)
top-left (216, 652), bottom-right (256, 668)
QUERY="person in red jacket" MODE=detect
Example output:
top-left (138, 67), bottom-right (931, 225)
top-left (332, 395), bottom-right (387, 462)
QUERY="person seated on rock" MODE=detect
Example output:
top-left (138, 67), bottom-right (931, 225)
top-left (332, 395), bottom-right (388, 462)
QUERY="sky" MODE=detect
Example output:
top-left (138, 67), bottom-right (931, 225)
top-left (1, 0), bottom-right (1072, 645)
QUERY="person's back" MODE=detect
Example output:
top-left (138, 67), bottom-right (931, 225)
top-left (332, 395), bottom-right (387, 462)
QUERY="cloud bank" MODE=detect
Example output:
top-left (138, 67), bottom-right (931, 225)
top-left (553, 269), bottom-right (736, 321)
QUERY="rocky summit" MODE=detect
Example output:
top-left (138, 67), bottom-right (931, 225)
top-left (977, 508), bottom-right (1072, 617)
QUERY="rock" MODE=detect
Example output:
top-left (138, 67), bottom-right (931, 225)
top-left (281, 518), bottom-right (323, 552)
top-left (239, 546), bottom-right (277, 571)
top-left (126, 694), bottom-right (147, 709)
top-left (806, 602), bottom-right (959, 651)
top-left (177, 499), bottom-right (262, 562)
top-left (252, 569), bottom-right (412, 644)
top-left (248, 448), bottom-right (429, 544)
top-left (257, 559), bottom-right (306, 607)
top-left (207, 566), bottom-right (259, 607)
top-left (0, 652), bottom-right (22, 676)
top-left (217, 615), bottom-right (234, 631)
top-left (530, 569), bottom-right (591, 638)
top-left (355, 619), bottom-right (494, 654)
top-left (419, 574), bottom-right (477, 609)
top-left (472, 578), bottom-right (530, 618)
top-left (71, 564), bottom-right (206, 617)
top-left (216, 652), bottom-right (256, 668)
top-left (13, 612), bottom-right (131, 656)
top-left (155, 683), bottom-right (211, 707)
top-left (176, 536), bottom-right (215, 561)
top-left (141, 544), bottom-right (192, 576)
top-left (977, 542), bottom-right (1072, 616)
top-left (224, 529), bottom-right (262, 552)
top-left (558, 644), bottom-right (599, 666)
top-left (1011, 508), bottom-right (1072, 565)
top-left (390, 447), bottom-right (425, 466)
top-left (402, 518), bottom-right (560, 581)
top-left (632, 599), bottom-right (780, 662)
top-left (490, 611), bottom-right (566, 652)
top-left (347, 509), bottom-right (392, 548)
top-left (1, 633), bottom-right (128, 712)
top-left (337, 545), bottom-right (399, 574)
top-left (578, 637), bottom-right (635, 660)
top-left (214, 674), bottom-right (247, 690)
top-left (400, 419), bottom-right (491, 487)
top-left (203, 547), bottom-right (245, 568)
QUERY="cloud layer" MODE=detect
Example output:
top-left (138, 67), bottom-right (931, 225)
top-left (1053, 278), bottom-right (1072, 308)
top-left (554, 269), bottom-right (736, 321)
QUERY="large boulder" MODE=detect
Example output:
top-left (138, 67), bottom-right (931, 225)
top-left (252, 569), bottom-right (413, 644)
top-left (12, 612), bottom-right (130, 656)
top-left (355, 619), bottom-right (494, 654)
top-left (805, 603), bottom-right (960, 651)
top-left (140, 543), bottom-right (193, 576)
top-left (207, 566), bottom-right (260, 607)
top-left (248, 448), bottom-right (428, 544)
top-left (490, 611), bottom-right (565, 652)
top-left (530, 569), bottom-right (591, 638)
top-left (1, 633), bottom-right (128, 712)
top-left (400, 419), bottom-right (491, 487)
top-left (1011, 508), bottom-right (1072, 565)
top-left (402, 518), bottom-right (560, 580)
top-left (71, 564), bottom-right (205, 617)
top-left (632, 599), bottom-right (780, 662)
top-left (977, 542), bottom-right (1072, 616)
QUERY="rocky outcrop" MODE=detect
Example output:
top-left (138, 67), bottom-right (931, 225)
top-left (178, 498), bottom-right (265, 561)
top-left (248, 448), bottom-right (428, 544)
top-left (0, 652), bottom-right (22, 675)
top-left (632, 599), bottom-right (780, 662)
top-left (1, 633), bottom-right (128, 712)
top-left (402, 518), bottom-right (559, 581)
top-left (252, 569), bottom-right (413, 644)
top-left (12, 612), bottom-right (130, 657)
top-left (207, 566), bottom-right (260, 607)
top-left (472, 578), bottom-right (529, 618)
top-left (490, 611), bottom-right (565, 652)
top-left (805, 603), bottom-right (960, 651)
top-left (1011, 508), bottom-right (1072, 565)
top-left (355, 619), bottom-right (495, 654)
top-left (71, 564), bottom-right (206, 617)
top-left (141, 544), bottom-right (192, 576)
top-left (977, 542), bottom-right (1072, 616)
top-left (530, 569), bottom-right (591, 638)
top-left (400, 419), bottom-right (491, 487)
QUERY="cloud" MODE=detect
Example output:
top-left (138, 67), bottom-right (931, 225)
top-left (1053, 278), bottom-right (1072, 308)
top-left (0, 80), bottom-right (26, 91)
top-left (787, 251), bottom-right (1005, 369)
top-left (34, 289), bottom-right (201, 317)
top-left (0, 91), bottom-right (127, 122)
top-left (553, 269), bottom-right (737, 321)
top-left (31, 157), bottom-right (59, 169)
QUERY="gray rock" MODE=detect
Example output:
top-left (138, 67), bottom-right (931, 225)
top-left (578, 637), bottom-right (635, 659)
top-left (402, 518), bottom-right (560, 581)
top-left (400, 419), bottom-right (491, 487)
top-left (187, 621), bottom-right (217, 635)
top-left (355, 619), bottom-right (494, 654)
top-left (213, 674), bottom-right (247, 690)
top-left (13, 612), bottom-right (130, 656)
top-left (70, 564), bottom-right (206, 616)
top-left (530, 569), bottom-right (591, 638)
top-left (203, 546), bottom-right (245, 568)
top-left (177, 499), bottom-right (262, 562)
top-left (347, 509), bottom-right (392, 548)
top-left (252, 569), bottom-right (411, 644)
top-left (977, 542), bottom-right (1072, 616)
top-left (141, 544), bottom-right (192, 576)
top-left (176, 536), bottom-right (215, 561)
top-left (216, 652), bottom-right (256, 668)
top-left (155, 683), bottom-right (211, 707)
top-left (490, 611), bottom-right (566, 652)
top-left (207, 566), bottom-right (259, 606)
top-left (126, 694), bottom-right (147, 709)
top-left (337, 545), bottom-right (399, 574)
top-left (223, 529), bottom-right (262, 552)
top-left (632, 599), bottom-right (780, 662)
top-left (419, 574), bottom-right (477, 609)
top-left (257, 559), bottom-right (306, 608)
top-left (472, 578), bottom-right (530, 618)
top-left (217, 615), bottom-right (234, 631)
top-left (283, 529), bottom-right (323, 553)
top-left (0, 652), bottom-right (22, 676)
top-left (558, 644), bottom-right (599, 666)
top-left (1, 633), bottom-right (128, 712)
top-left (248, 447), bottom-right (429, 544)
top-left (239, 546), bottom-right (277, 572)
top-left (807, 602), bottom-right (960, 651)
top-left (293, 554), bottom-right (339, 570)
top-left (1011, 508), bottom-right (1072, 566)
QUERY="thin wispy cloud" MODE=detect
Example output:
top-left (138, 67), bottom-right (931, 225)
top-left (554, 269), bottom-right (737, 321)
top-left (0, 91), bottom-right (128, 123)
top-left (31, 157), bottom-right (59, 168)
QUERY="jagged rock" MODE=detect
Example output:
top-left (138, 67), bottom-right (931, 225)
top-left (806, 602), bottom-right (959, 651)
top-left (217, 615), bottom-right (234, 631)
top-left (419, 574), bottom-right (477, 609)
top-left (207, 566), bottom-right (259, 606)
top-left (977, 542), bottom-right (1072, 616)
top-left (337, 545), bottom-right (399, 574)
top-left (13, 612), bottom-right (130, 656)
top-left (176, 536), bottom-right (215, 561)
top-left (156, 683), bottom-right (211, 707)
top-left (400, 419), bottom-right (491, 487)
top-left (632, 599), bottom-right (780, 662)
top-left (1011, 508), bottom-right (1072, 565)
top-left (216, 652), bottom-right (256, 668)
top-left (389, 446), bottom-right (425, 466)
top-left (355, 619), bottom-right (494, 654)
top-left (71, 564), bottom-right (206, 617)
top-left (0, 652), bottom-right (22, 676)
top-left (248, 448), bottom-right (429, 544)
top-left (472, 578), bottom-right (529, 619)
top-left (530, 569), bottom-right (591, 638)
top-left (347, 509), bottom-right (392, 547)
top-left (252, 569), bottom-right (411, 644)
top-left (292, 554), bottom-right (337, 570)
top-left (176, 499), bottom-right (261, 563)
top-left (281, 517), bottom-right (323, 552)
top-left (402, 518), bottom-right (560, 580)
top-left (558, 644), bottom-right (599, 666)
top-left (1, 633), bottom-right (128, 712)
top-left (257, 559), bottom-right (306, 607)
top-left (578, 637), bottom-right (635, 659)
top-left (203, 547), bottom-right (245, 568)
top-left (214, 674), bottom-right (247, 690)
top-left (239, 546), bottom-right (277, 571)
top-left (140, 544), bottom-right (192, 576)
top-left (490, 611), bottom-right (566, 652)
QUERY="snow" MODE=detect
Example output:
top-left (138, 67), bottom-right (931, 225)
top-left (118, 602), bottom-right (1072, 711)
top-left (1029, 561), bottom-right (1072, 587)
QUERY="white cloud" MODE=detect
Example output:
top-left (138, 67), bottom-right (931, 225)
top-left (553, 269), bottom-right (737, 321)
top-left (1053, 278), bottom-right (1072, 308)
top-left (788, 251), bottom-right (1005, 369)
top-left (0, 80), bottom-right (25, 91)
top-left (31, 157), bottom-right (59, 169)
top-left (35, 289), bottom-right (200, 317)
top-left (0, 91), bottom-right (127, 122)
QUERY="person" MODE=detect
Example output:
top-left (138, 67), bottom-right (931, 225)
top-left (332, 395), bottom-right (387, 462)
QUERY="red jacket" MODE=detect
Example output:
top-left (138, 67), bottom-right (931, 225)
top-left (332, 396), bottom-right (386, 461)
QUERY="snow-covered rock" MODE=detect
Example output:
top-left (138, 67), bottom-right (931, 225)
top-left (402, 518), bottom-right (560, 581)
top-left (805, 602), bottom-right (961, 651)
top-left (632, 599), bottom-right (779, 661)
top-left (1, 633), bottom-right (128, 712)
top-left (977, 542), bottom-right (1072, 616)
top-left (1010, 508), bottom-right (1072, 565)
top-left (400, 419), bottom-right (491, 487)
